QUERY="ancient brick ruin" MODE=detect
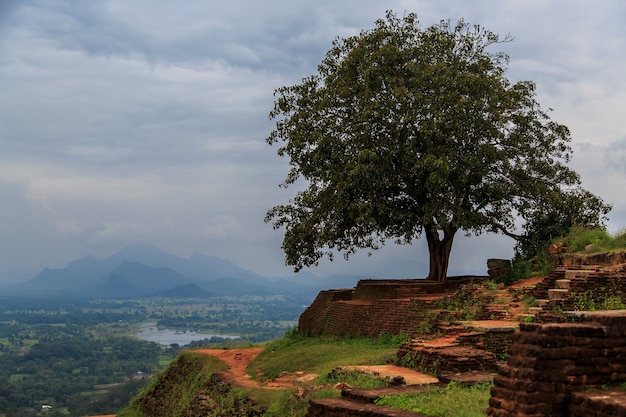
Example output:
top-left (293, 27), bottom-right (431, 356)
top-left (300, 250), bottom-right (626, 417)
top-left (298, 276), bottom-right (492, 338)
top-left (487, 311), bottom-right (626, 417)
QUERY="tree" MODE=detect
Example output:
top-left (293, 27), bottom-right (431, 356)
top-left (512, 188), bottom-right (611, 260)
top-left (265, 11), bottom-right (610, 281)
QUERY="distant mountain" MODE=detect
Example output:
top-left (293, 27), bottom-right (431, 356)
top-left (94, 261), bottom-right (194, 298)
top-left (95, 270), bottom-right (142, 298)
top-left (105, 244), bottom-right (263, 281)
top-left (154, 283), bottom-right (214, 298)
top-left (13, 244), bottom-right (338, 298)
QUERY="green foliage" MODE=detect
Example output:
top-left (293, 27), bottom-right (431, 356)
top-left (436, 285), bottom-right (493, 320)
top-left (255, 389), bottom-right (313, 417)
top-left (249, 386), bottom-right (339, 417)
top-left (375, 382), bottom-right (492, 417)
top-left (266, 10), bottom-right (606, 281)
top-left (574, 288), bottom-right (626, 311)
top-left (556, 226), bottom-right (626, 253)
top-left (412, 311), bottom-right (440, 335)
top-left (601, 296), bottom-right (626, 310)
top-left (0, 317), bottom-right (169, 416)
top-left (376, 331), bottom-right (410, 346)
top-left (514, 189), bottom-right (611, 259)
top-left (509, 251), bottom-right (555, 282)
top-left (511, 226), bottom-right (626, 283)
top-left (612, 229), bottom-right (626, 249)
top-left (574, 290), bottom-right (597, 311)
top-left (0, 295), bottom-right (306, 417)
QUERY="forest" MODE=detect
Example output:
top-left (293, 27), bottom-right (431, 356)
top-left (0, 294), bottom-right (308, 417)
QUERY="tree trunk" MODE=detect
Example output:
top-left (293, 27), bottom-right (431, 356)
top-left (425, 224), bottom-right (457, 281)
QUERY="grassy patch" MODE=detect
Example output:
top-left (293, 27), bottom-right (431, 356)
top-left (375, 382), bottom-right (492, 417)
top-left (574, 289), bottom-right (626, 311)
top-left (557, 227), bottom-right (626, 253)
top-left (244, 367), bottom-right (390, 417)
top-left (247, 330), bottom-right (401, 381)
top-left (436, 284), bottom-right (495, 321)
top-left (508, 227), bottom-right (626, 285)
top-left (320, 367), bottom-right (389, 389)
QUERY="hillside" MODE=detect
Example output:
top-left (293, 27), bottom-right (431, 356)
top-left (119, 351), bottom-right (264, 417)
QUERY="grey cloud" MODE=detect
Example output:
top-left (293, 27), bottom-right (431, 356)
top-left (605, 137), bottom-right (626, 174)
top-left (27, 1), bottom-right (157, 62)
top-left (0, 0), bottom-right (624, 282)
top-left (12, 0), bottom-right (341, 74)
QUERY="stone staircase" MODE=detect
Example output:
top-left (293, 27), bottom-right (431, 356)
top-left (397, 320), bottom-right (516, 376)
top-left (526, 264), bottom-right (626, 322)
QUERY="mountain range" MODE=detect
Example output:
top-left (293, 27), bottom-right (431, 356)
top-left (7, 244), bottom-right (365, 298)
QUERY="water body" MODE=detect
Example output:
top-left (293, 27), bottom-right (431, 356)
top-left (136, 323), bottom-right (239, 346)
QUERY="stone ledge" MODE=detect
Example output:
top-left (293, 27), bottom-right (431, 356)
top-left (343, 384), bottom-right (443, 404)
top-left (307, 397), bottom-right (434, 417)
top-left (570, 389), bottom-right (626, 417)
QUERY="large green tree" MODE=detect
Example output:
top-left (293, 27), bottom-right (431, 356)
top-left (265, 11), bottom-right (610, 281)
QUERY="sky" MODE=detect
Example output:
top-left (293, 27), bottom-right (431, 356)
top-left (0, 0), bottom-right (625, 283)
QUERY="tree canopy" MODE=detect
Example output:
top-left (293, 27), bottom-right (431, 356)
top-left (265, 11), bottom-right (610, 281)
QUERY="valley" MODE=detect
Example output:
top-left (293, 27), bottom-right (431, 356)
top-left (0, 294), bottom-right (306, 417)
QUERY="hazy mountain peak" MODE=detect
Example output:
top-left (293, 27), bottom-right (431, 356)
top-left (66, 254), bottom-right (98, 271)
top-left (13, 245), bottom-right (330, 298)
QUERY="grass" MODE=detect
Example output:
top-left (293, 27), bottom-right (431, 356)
top-left (573, 289), bottom-right (626, 311)
top-left (247, 329), bottom-right (403, 381)
top-left (118, 351), bottom-right (234, 417)
top-left (435, 284), bottom-right (495, 321)
top-left (240, 330), bottom-right (407, 417)
top-left (508, 227), bottom-right (626, 284)
top-left (557, 226), bottom-right (626, 253)
top-left (375, 382), bottom-right (492, 417)
top-left (243, 330), bottom-right (498, 417)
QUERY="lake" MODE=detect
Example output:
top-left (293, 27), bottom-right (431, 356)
top-left (136, 322), bottom-right (239, 346)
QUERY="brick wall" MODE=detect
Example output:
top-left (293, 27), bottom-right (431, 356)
top-left (298, 289), bottom-right (354, 336)
top-left (487, 311), bottom-right (626, 417)
top-left (298, 277), bottom-right (488, 337)
top-left (299, 295), bottom-right (435, 338)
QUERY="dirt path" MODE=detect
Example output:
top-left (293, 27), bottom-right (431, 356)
top-left (194, 347), bottom-right (440, 389)
top-left (194, 347), bottom-right (268, 388)
top-left (195, 347), bottom-right (326, 389)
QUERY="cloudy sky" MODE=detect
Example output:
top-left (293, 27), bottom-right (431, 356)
top-left (0, 0), bottom-right (624, 283)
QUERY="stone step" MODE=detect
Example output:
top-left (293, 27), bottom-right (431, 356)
top-left (536, 299), bottom-right (550, 307)
top-left (343, 384), bottom-right (440, 403)
top-left (528, 307), bottom-right (543, 315)
top-left (517, 314), bottom-right (534, 322)
top-left (555, 279), bottom-right (571, 290)
top-left (548, 288), bottom-right (570, 301)
top-left (564, 269), bottom-right (594, 279)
